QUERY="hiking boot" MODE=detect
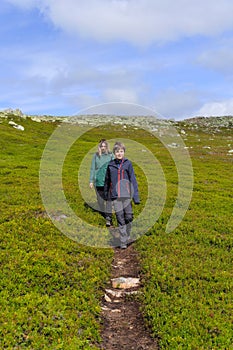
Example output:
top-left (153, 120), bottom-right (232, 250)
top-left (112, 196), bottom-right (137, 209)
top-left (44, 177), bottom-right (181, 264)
top-left (127, 236), bottom-right (135, 245)
top-left (106, 219), bottom-right (112, 227)
top-left (120, 243), bottom-right (127, 249)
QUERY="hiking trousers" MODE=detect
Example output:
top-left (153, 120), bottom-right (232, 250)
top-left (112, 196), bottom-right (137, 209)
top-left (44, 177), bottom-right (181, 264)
top-left (113, 198), bottom-right (133, 244)
top-left (95, 186), bottom-right (112, 220)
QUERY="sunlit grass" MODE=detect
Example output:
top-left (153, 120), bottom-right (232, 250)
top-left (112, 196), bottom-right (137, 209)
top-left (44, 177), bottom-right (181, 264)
top-left (0, 115), bottom-right (232, 349)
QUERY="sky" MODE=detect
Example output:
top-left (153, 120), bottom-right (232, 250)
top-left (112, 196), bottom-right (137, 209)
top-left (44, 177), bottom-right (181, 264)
top-left (1, 1), bottom-right (233, 120)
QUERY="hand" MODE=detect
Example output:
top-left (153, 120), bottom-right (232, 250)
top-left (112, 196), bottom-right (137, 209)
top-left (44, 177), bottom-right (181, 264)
top-left (89, 182), bottom-right (94, 189)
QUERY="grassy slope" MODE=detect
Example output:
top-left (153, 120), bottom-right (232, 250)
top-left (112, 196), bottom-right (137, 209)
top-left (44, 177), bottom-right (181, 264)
top-left (0, 115), bottom-right (232, 349)
top-left (137, 126), bottom-right (233, 349)
top-left (0, 116), bottom-right (113, 349)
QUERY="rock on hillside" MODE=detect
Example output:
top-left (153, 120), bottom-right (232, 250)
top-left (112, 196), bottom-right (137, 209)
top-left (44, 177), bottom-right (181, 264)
top-left (0, 108), bottom-right (27, 119)
top-left (179, 116), bottom-right (233, 132)
top-left (1, 109), bottom-right (233, 132)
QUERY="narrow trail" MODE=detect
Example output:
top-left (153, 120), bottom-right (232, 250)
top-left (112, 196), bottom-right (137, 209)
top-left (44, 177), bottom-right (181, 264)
top-left (99, 244), bottom-right (159, 350)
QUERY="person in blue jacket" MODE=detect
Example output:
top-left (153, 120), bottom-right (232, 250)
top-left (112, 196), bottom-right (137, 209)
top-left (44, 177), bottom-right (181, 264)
top-left (89, 139), bottom-right (114, 226)
top-left (104, 141), bottom-right (140, 248)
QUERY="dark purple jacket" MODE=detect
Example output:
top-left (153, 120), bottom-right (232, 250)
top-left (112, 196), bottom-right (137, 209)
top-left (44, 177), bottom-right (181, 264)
top-left (104, 158), bottom-right (140, 203)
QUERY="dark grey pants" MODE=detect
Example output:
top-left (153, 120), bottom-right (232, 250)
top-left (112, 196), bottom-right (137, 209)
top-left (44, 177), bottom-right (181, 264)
top-left (95, 186), bottom-right (112, 220)
top-left (113, 199), bottom-right (133, 243)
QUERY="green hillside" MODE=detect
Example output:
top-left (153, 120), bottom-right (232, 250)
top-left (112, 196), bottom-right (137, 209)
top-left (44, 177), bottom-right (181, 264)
top-left (0, 114), bottom-right (232, 349)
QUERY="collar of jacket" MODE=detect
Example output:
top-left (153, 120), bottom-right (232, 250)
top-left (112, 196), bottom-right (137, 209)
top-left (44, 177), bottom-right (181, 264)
top-left (113, 158), bottom-right (128, 167)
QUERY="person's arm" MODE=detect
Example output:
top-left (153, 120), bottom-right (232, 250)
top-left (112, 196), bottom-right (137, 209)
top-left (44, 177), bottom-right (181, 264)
top-left (89, 154), bottom-right (96, 188)
top-left (128, 162), bottom-right (140, 204)
top-left (104, 165), bottom-right (111, 199)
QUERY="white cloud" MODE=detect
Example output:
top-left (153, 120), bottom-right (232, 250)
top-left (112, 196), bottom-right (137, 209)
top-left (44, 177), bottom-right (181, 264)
top-left (0, 42), bottom-right (145, 113)
top-left (198, 45), bottom-right (233, 76)
top-left (103, 88), bottom-right (138, 103)
top-left (7, 0), bottom-right (233, 45)
top-left (73, 101), bottom-right (157, 117)
top-left (4, 0), bottom-right (233, 119)
top-left (151, 89), bottom-right (200, 119)
top-left (197, 99), bottom-right (233, 116)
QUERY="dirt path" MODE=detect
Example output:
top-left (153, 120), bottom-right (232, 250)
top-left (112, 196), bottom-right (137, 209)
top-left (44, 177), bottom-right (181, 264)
top-left (99, 244), bottom-right (159, 350)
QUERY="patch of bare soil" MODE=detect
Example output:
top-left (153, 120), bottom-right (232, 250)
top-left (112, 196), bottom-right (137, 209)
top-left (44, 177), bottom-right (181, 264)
top-left (99, 244), bottom-right (159, 350)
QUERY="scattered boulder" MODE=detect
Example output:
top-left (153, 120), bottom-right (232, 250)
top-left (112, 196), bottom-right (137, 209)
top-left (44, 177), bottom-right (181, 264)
top-left (8, 120), bottom-right (24, 131)
top-left (13, 124), bottom-right (24, 131)
top-left (8, 121), bottom-right (17, 126)
top-left (167, 142), bottom-right (179, 148)
top-left (31, 117), bottom-right (41, 122)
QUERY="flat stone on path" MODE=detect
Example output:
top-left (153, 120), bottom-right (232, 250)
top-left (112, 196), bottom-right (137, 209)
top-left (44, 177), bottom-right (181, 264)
top-left (111, 277), bottom-right (140, 289)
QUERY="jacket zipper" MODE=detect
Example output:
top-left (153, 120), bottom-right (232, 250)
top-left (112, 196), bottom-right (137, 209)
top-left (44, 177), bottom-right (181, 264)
top-left (117, 160), bottom-right (124, 197)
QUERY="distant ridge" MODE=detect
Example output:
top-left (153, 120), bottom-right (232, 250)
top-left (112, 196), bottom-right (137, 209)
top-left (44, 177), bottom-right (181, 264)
top-left (1, 108), bottom-right (233, 130)
top-left (180, 115), bottom-right (233, 129)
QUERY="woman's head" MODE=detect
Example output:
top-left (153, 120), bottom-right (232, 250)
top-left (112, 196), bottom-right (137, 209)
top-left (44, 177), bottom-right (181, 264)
top-left (98, 139), bottom-right (110, 155)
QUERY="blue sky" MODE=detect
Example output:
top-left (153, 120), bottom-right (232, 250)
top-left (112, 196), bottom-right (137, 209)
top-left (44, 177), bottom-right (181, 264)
top-left (1, 1), bottom-right (233, 120)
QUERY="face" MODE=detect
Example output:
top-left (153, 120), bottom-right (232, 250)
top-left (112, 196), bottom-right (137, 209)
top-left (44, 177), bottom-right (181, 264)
top-left (100, 143), bottom-right (107, 153)
top-left (115, 148), bottom-right (125, 160)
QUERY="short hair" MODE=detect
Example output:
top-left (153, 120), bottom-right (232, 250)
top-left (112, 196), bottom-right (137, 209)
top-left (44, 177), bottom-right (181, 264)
top-left (113, 142), bottom-right (126, 154)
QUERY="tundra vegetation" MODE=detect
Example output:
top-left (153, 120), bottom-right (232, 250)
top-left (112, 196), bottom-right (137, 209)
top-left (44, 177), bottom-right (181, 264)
top-left (0, 113), bottom-right (232, 349)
